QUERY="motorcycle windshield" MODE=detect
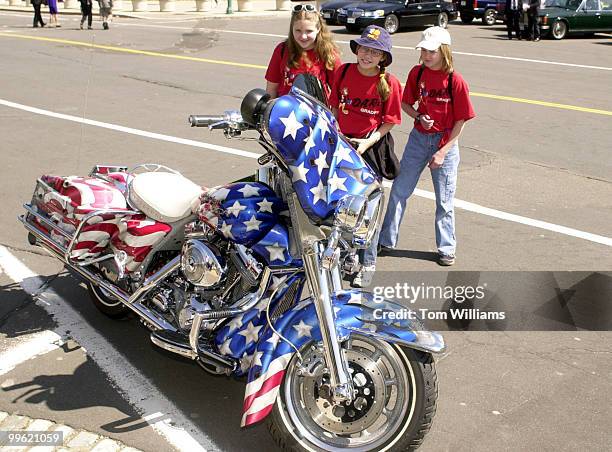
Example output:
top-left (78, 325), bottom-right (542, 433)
top-left (265, 89), bottom-right (379, 223)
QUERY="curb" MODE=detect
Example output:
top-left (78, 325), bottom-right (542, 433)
top-left (0, 411), bottom-right (143, 451)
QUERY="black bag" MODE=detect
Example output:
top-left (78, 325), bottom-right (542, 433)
top-left (360, 132), bottom-right (400, 180)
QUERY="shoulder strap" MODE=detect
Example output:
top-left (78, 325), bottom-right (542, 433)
top-left (415, 64), bottom-right (425, 90)
top-left (448, 71), bottom-right (454, 104)
top-left (339, 63), bottom-right (351, 85)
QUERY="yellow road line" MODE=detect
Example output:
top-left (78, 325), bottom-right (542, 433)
top-left (2, 32), bottom-right (611, 117)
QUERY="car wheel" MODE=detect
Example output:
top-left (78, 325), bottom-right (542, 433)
top-left (460, 13), bottom-right (474, 24)
top-left (345, 24), bottom-right (361, 33)
top-left (437, 12), bottom-right (449, 29)
top-left (483, 8), bottom-right (496, 26)
top-left (384, 14), bottom-right (400, 34)
top-left (550, 19), bottom-right (567, 40)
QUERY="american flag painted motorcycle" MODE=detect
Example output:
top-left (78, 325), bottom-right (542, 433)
top-left (20, 85), bottom-right (445, 451)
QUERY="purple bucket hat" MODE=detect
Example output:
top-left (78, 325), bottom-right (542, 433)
top-left (349, 25), bottom-right (393, 66)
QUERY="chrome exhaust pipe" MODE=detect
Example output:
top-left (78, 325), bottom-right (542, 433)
top-left (151, 331), bottom-right (235, 372)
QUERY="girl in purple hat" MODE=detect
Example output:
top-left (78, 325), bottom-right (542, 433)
top-left (329, 25), bottom-right (403, 287)
top-left (265, 5), bottom-right (341, 101)
top-left (378, 27), bottom-right (476, 266)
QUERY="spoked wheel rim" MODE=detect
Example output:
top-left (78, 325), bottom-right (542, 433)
top-left (283, 335), bottom-right (415, 451)
top-left (552, 21), bottom-right (567, 39)
top-left (384, 15), bottom-right (399, 34)
top-left (483, 9), bottom-right (496, 26)
top-left (437, 12), bottom-right (449, 29)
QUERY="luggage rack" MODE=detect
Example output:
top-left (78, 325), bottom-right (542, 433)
top-left (20, 177), bottom-right (139, 268)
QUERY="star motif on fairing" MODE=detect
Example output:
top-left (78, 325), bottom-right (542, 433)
top-left (227, 314), bottom-right (244, 333)
top-left (226, 200), bottom-right (247, 217)
top-left (298, 101), bottom-right (314, 120)
top-left (314, 150), bottom-right (329, 176)
top-left (240, 352), bottom-right (253, 374)
top-left (271, 275), bottom-right (288, 290)
top-left (265, 242), bottom-right (286, 262)
top-left (220, 221), bottom-right (234, 240)
top-left (293, 320), bottom-right (313, 338)
top-left (348, 292), bottom-right (363, 304)
top-left (252, 351), bottom-right (263, 368)
top-left (218, 338), bottom-right (233, 356)
top-left (238, 184), bottom-right (261, 198)
top-left (243, 215), bottom-right (262, 232)
top-left (310, 180), bottom-right (327, 205)
top-left (280, 111), bottom-right (303, 140)
top-left (335, 144), bottom-right (354, 165)
top-left (290, 162), bottom-right (309, 184)
top-left (212, 187), bottom-right (231, 201)
top-left (327, 173), bottom-right (347, 195)
top-left (304, 132), bottom-right (316, 156)
top-left (239, 321), bottom-right (263, 345)
top-left (316, 116), bottom-right (330, 140)
top-left (254, 296), bottom-right (271, 314)
top-left (257, 198), bottom-right (274, 213)
top-left (267, 332), bottom-right (281, 348)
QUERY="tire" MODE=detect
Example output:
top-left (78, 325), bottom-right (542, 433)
top-left (87, 282), bottom-right (129, 318)
top-left (460, 13), bottom-right (474, 24)
top-left (345, 24), bottom-right (361, 33)
top-left (267, 334), bottom-right (438, 451)
top-left (483, 8), bottom-right (496, 26)
top-left (437, 12), bottom-right (449, 29)
top-left (384, 14), bottom-right (400, 34)
top-left (550, 19), bottom-right (567, 40)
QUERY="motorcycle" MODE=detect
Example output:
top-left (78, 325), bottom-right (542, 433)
top-left (19, 84), bottom-right (445, 451)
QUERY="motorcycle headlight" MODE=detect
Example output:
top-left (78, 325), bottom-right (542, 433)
top-left (334, 190), bottom-right (384, 248)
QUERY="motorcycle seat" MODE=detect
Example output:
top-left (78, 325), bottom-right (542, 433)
top-left (128, 172), bottom-right (203, 223)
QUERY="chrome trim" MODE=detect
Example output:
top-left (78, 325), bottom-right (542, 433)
top-left (23, 204), bottom-right (72, 240)
top-left (302, 240), bottom-right (353, 402)
top-left (344, 327), bottom-right (447, 354)
top-left (151, 332), bottom-right (196, 359)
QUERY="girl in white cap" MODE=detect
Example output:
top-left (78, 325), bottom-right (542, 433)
top-left (329, 25), bottom-right (403, 287)
top-left (378, 26), bottom-right (475, 266)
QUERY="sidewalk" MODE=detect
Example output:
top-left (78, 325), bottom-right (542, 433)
top-left (0, 411), bottom-right (143, 451)
top-left (0, 0), bottom-right (293, 20)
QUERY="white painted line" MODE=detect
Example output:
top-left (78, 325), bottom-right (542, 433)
top-left (0, 330), bottom-right (62, 376)
top-left (0, 245), bottom-right (217, 452)
top-left (110, 22), bottom-right (612, 72)
top-left (1, 97), bottom-right (611, 247)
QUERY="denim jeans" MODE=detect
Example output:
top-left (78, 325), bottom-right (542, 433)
top-left (359, 225), bottom-right (380, 267)
top-left (379, 128), bottom-right (460, 257)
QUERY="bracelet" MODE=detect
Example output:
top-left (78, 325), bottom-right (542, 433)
top-left (416, 114), bottom-right (422, 122)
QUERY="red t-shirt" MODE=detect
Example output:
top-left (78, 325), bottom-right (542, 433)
top-left (265, 42), bottom-right (341, 98)
top-left (402, 65), bottom-right (475, 147)
top-left (329, 63), bottom-right (402, 138)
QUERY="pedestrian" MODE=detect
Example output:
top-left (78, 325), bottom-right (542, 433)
top-left (31, 0), bottom-right (46, 28)
top-left (505, 0), bottom-right (521, 40)
top-left (97, 0), bottom-right (113, 30)
top-left (527, 0), bottom-right (541, 41)
top-left (378, 27), bottom-right (475, 266)
top-left (265, 4), bottom-right (341, 101)
top-left (79, 0), bottom-right (93, 30)
top-left (329, 25), bottom-right (402, 287)
top-left (47, 0), bottom-right (60, 28)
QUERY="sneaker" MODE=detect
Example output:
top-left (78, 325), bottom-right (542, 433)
top-left (377, 244), bottom-right (393, 256)
top-left (103, 22), bottom-right (109, 30)
top-left (351, 265), bottom-right (376, 288)
top-left (438, 254), bottom-right (456, 266)
top-left (80, 23), bottom-right (84, 30)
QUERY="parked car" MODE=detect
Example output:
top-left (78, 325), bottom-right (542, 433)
top-left (540, 0), bottom-right (612, 39)
top-left (457, 0), bottom-right (506, 25)
top-left (337, 0), bottom-right (459, 33)
top-left (320, 0), bottom-right (359, 25)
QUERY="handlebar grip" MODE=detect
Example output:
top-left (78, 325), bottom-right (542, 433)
top-left (188, 115), bottom-right (225, 127)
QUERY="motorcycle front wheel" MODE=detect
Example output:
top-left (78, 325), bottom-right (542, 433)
top-left (268, 334), bottom-right (438, 451)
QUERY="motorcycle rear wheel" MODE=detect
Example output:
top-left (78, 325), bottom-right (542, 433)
top-left (268, 334), bottom-right (438, 451)
top-left (87, 282), bottom-right (129, 318)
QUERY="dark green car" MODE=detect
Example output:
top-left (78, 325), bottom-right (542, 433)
top-left (540, 0), bottom-right (612, 39)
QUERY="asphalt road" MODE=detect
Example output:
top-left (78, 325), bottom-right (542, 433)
top-left (0, 11), bottom-right (611, 452)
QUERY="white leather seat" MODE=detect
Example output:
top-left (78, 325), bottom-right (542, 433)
top-left (129, 172), bottom-right (202, 223)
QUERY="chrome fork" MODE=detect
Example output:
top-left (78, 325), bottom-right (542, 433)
top-left (302, 239), bottom-right (354, 403)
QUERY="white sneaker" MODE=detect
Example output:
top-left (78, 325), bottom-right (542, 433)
top-left (352, 265), bottom-right (376, 288)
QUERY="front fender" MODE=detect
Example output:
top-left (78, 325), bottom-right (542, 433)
top-left (240, 290), bottom-right (444, 427)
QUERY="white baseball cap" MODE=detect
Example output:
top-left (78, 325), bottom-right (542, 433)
top-left (415, 27), bottom-right (452, 51)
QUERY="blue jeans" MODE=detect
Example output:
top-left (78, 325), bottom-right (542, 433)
top-left (379, 128), bottom-right (460, 257)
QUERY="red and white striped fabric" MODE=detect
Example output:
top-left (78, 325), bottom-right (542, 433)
top-left (241, 353), bottom-right (292, 427)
